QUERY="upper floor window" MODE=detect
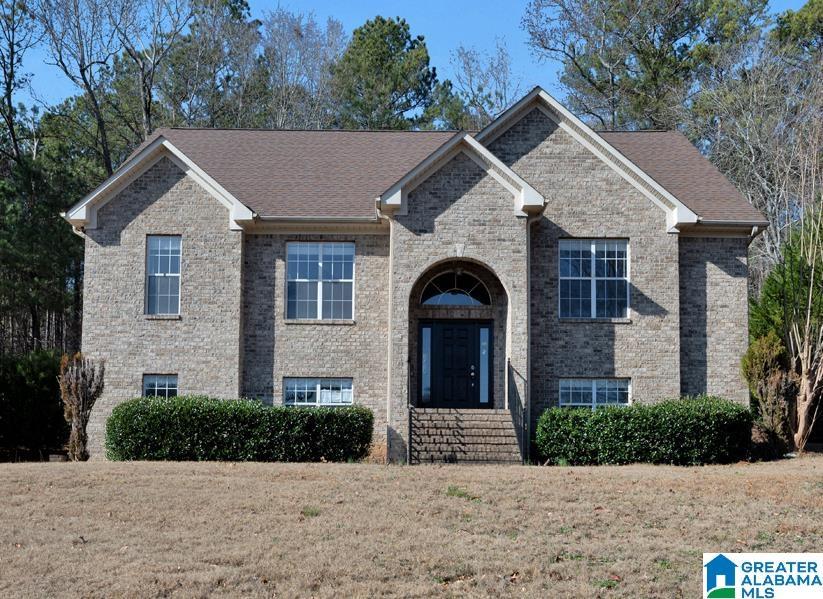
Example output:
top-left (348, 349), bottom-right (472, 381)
top-left (146, 235), bottom-right (181, 315)
top-left (143, 374), bottom-right (178, 398)
top-left (559, 239), bottom-right (628, 319)
top-left (559, 378), bottom-right (630, 409)
top-left (420, 271), bottom-right (491, 306)
top-left (286, 242), bottom-right (354, 320)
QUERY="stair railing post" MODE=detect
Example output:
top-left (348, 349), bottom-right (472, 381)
top-left (407, 360), bottom-right (412, 465)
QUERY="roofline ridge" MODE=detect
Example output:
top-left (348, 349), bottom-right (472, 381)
top-left (599, 129), bottom-right (674, 133)
top-left (165, 126), bottom-right (461, 133)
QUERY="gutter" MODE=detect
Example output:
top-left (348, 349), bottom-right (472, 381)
top-left (254, 215), bottom-right (381, 223)
top-left (697, 219), bottom-right (770, 229)
top-left (680, 218), bottom-right (770, 243)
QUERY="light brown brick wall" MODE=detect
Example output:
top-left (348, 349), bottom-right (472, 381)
top-left (241, 233), bottom-right (390, 457)
top-left (82, 157), bottom-right (243, 457)
top-left (388, 151), bottom-right (530, 461)
top-left (679, 236), bottom-right (749, 404)
top-left (78, 114), bottom-right (751, 461)
top-left (488, 108), bottom-right (682, 421)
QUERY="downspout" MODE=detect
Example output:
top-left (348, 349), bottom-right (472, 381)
top-left (524, 212), bottom-right (542, 464)
top-left (379, 201), bottom-right (396, 463)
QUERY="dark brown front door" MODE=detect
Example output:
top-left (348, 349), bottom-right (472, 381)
top-left (420, 321), bottom-right (492, 408)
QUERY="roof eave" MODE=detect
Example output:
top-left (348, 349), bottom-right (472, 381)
top-left (678, 218), bottom-right (770, 239)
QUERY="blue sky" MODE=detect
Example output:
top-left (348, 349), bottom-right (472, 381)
top-left (21, 0), bottom-right (807, 107)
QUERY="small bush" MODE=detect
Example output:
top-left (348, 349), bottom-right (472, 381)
top-left (535, 396), bottom-right (753, 466)
top-left (741, 332), bottom-right (794, 455)
top-left (106, 395), bottom-right (373, 462)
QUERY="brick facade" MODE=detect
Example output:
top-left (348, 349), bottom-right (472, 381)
top-left (679, 237), bottom-right (749, 404)
top-left (82, 157), bottom-right (243, 456)
top-left (241, 232), bottom-right (391, 459)
top-left (77, 109), bottom-right (752, 460)
top-left (387, 152), bottom-right (530, 461)
top-left (488, 108), bottom-right (683, 425)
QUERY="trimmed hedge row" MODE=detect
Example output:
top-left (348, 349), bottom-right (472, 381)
top-left (106, 395), bottom-right (373, 462)
top-left (535, 396), bottom-right (752, 466)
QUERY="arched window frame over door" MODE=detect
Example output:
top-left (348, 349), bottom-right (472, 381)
top-left (419, 270), bottom-right (492, 307)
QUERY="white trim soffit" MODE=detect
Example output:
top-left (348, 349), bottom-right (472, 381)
top-left (476, 87), bottom-right (700, 232)
top-left (62, 137), bottom-right (255, 231)
top-left (378, 131), bottom-right (545, 217)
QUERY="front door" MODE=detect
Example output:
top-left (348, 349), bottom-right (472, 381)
top-left (420, 320), bottom-right (492, 408)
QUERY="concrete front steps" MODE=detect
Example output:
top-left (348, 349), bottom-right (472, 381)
top-left (409, 408), bottom-right (523, 465)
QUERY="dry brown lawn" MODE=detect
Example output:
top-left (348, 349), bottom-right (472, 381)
top-left (1, 457), bottom-right (822, 598)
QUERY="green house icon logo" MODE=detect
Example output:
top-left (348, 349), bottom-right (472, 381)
top-left (704, 554), bottom-right (737, 598)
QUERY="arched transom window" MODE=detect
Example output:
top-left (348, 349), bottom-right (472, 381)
top-left (420, 271), bottom-right (491, 306)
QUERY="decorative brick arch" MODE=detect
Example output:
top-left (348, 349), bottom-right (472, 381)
top-left (407, 259), bottom-right (509, 410)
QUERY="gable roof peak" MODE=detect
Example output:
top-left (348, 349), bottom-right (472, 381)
top-left (379, 131), bottom-right (545, 217)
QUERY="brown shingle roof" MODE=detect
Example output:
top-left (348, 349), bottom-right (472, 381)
top-left (150, 128), bottom-right (457, 218)
top-left (130, 126), bottom-right (763, 224)
top-left (600, 130), bottom-right (767, 224)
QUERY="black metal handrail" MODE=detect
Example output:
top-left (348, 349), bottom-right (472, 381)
top-left (507, 358), bottom-right (529, 464)
top-left (407, 360), bottom-right (413, 465)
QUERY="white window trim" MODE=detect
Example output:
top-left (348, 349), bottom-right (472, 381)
top-left (558, 239), bottom-right (630, 320)
top-left (145, 235), bottom-right (182, 316)
top-left (142, 374), bottom-right (178, 398)
top-left (559, 378), bottom-right (632, 409)
top-left (283, 377), bottom-right (354, 407)
top-left (285, 242), bottom-right (355, 320)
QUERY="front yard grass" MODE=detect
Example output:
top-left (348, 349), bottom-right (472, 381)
top-left (1, 456), bottom-right (821, 597)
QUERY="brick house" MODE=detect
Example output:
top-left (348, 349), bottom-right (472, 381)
top-left (63, 88), bottom-right (767, 463)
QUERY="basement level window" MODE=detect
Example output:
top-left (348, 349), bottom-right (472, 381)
top-left (283, 378), bottom-right (353, 406)
top-left (559, 379), bottom-right (630, 409)
top-left (143, 374), bottom-right (178, 398)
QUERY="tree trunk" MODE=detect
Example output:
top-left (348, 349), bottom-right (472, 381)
top-left (80, 69), bottom-right (114, 175)
top-left (30, 305), bottom-right (40, 350)
top-left (793, 373), bottom-right (816, 450)
top-left (68, 416), bottom-right (88, 461)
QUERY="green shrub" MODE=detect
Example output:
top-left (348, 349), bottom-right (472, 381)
top-left (105, 395), bottom-right (373, 462)
top-left (0, 350), bottom-right (67, 454)
top-left (741, 331), bottom-right (794, 456)
top-left (535, 396), bottom-right (753, 466)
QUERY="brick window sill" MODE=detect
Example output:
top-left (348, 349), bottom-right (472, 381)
top-left (283, 319), bottom-right (356, 326)
top-left (145, 314), bottom-right (182, 321)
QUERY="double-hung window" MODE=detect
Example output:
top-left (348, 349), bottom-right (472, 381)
top-left (143, 374), bottom-right (178, 398)
top-left (559, 379), bottom-right (630, 409)
top-left (559, 239), bottom-right (629, 319)
top-left (286, 242), bottom-right (354, 319)
top-left (283, 378), bottom-right (353, 406)
top-left (146, 235), bottom-right (181, 315)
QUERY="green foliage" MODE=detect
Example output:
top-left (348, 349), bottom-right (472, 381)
top-left (0, 350), bottom-right (67, 452)
top-left (0, 106), bottom-right (94, 355)
top-left (523, 0), bottom-right (768, 129)
top-left (105, 395), bottom-right (374, 462)
top-left (750, 233), bottom-right (823, 344)
top-left (742, 332), bottom-right (794, 457)
top-left (422, 81), bottom-right (473, 130)
top-left (332, 16), bottom-right (437, 129)
top-left (741, 331), bottom-right (789, 391)
top-left (535, 396), bottom-right (753, 465)
top-left (773, 0), bottom-right (823, 52)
